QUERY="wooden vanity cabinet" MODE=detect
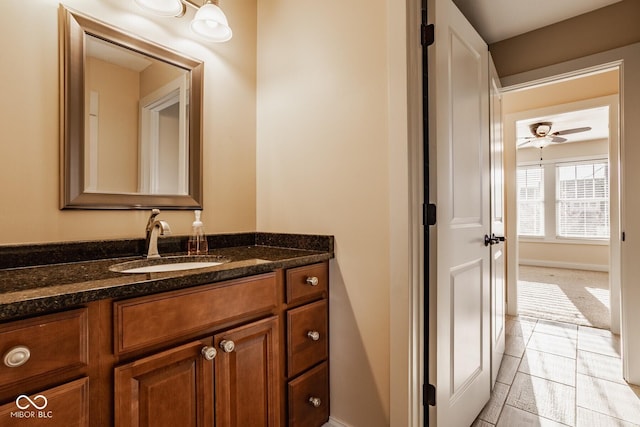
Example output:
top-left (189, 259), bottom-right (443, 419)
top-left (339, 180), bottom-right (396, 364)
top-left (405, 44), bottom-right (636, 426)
top-left (112, 272), bottom-right (281, 427)
top-left (0, 261), bottom-right (329, 427)
top-left (0, 309), bottom-right (90, 427)
top-left (284, 263), bottom-right (330, 427)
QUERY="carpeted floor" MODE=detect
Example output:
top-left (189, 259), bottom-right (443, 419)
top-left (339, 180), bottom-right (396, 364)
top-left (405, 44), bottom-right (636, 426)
top-left (518, 265), bottom-right (610, 330)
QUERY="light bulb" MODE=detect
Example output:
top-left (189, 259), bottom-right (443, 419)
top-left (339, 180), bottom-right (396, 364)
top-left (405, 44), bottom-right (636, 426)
top-left (190, 2), bottom-right (232, 42)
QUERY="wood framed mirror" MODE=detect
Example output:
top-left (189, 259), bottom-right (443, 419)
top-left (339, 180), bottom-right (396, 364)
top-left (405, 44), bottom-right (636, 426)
top-left (60, 6), bottom-right (203, 209)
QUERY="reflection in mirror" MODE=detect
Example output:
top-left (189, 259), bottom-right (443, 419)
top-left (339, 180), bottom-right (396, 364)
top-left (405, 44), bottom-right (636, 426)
top-left (60, 6), bottom-right (203, 209)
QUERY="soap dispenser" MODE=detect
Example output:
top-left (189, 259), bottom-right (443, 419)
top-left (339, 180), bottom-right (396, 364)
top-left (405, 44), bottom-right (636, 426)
top-left (187, 210), bottom-right (208, 255)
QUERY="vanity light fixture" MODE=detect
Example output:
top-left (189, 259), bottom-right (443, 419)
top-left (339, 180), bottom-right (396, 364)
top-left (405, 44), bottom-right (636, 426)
top-left (134, 0), bottom-right (186, 17)
top-left (190, 0), bottom-right (232, 42)
top-left (134, 0), bottom-right (232, 42)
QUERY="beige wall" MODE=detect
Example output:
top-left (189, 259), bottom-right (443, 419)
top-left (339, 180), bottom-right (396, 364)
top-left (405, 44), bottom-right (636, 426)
top-left (87, 57), bottom-right (139, 193)
top-left (519, 241), bottom-right (609, 269)
top-left (0, 0), bottom-right (257, 245)
top-left (256, 0), bottom-right (392, 425)
top-left (490, 0), bottom-right (640, 77)
top-left (140, 61), bottom-right (185, 99)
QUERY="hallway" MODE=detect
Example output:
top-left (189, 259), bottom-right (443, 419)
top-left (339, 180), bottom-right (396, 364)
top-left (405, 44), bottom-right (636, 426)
top-left (473, 316), bottom-right (640, 426)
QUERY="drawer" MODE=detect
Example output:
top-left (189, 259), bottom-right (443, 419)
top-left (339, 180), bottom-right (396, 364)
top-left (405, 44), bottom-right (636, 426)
top-left (286, 263), bottom-right (328, 305)
top-left (0, 377), bottom-right (89, 426)
top-left (114, 273), bottom-right (277, 354)
top-left (0, 309), bottom-right (88, 387)
top-left (287, 300), bottom-right (327, 377)
top-left (288, 362), bottom-right (329, 427)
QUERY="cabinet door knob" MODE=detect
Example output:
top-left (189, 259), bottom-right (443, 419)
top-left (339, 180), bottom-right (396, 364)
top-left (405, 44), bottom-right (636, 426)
top-left (305, 276), bottom-right (319, 286)
top-left (307, 330), bottom-right (320, 341)
top-left (201, 346), bottom-right (217, 361)
top-left (219, 340), bottom-right (235, 353)
top-left (308, 397), bottom-right (322, 408)
top-left (3, 346), bottom-right (31, 368)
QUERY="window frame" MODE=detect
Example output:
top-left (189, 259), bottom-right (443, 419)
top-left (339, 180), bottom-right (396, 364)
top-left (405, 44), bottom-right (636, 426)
top-left (517, 156), bottom-right (610, 244)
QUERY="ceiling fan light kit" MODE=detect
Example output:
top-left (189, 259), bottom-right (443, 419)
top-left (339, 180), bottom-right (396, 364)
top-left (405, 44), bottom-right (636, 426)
top-left (517, 121), bottom-right (592, 149)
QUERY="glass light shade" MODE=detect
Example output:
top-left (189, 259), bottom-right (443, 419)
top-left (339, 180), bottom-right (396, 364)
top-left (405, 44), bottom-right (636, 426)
top-left (134, 0), bottom-right (185, 17)
top-left (533, 137), bottom-right (553, 149)
top-left (190, 2), bottom-right (232, 42)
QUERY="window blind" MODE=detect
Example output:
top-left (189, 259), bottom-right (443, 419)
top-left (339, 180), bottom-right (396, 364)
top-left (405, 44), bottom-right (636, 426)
top-left (517, 166), bottom-right (544, 236)
top-left (557, 162), bottom-right (609, 238)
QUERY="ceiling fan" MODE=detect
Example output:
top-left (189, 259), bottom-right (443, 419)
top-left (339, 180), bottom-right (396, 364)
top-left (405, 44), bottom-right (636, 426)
top-left (517, 121), bottom-right (592, 149)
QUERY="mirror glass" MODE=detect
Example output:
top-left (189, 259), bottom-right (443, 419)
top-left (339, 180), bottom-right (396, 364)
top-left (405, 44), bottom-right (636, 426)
top-left (60, 6), bottom-right (203, 209)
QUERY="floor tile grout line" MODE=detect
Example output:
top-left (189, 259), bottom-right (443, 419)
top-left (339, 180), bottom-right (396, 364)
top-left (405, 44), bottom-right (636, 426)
top-left (496, 314), bottom-right (639, 427)
top-left (500, 402), bottom-right (575, 427)
top-left (575, 402), bottom-right (640, 425)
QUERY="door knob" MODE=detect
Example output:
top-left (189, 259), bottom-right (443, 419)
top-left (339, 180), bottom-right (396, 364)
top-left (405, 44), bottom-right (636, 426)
top-left (484, 234), bottom-right (505, 246)
top-left (484, 234), bottom-right (496, 246)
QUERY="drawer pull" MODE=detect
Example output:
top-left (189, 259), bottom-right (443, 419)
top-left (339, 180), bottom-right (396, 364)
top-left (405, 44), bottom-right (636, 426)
top-left (201, 346), bottom-right (217, 361)
top-left (219, 340), bottom-right (235, 353)
top-left (308, 396), bottom-right (322, 408)
top-left (307, 330), bottom-right (320, 341)
top-left (3, 346), bottom-right (31, 368)
top-left (305, 276), bottom-right (319, 286)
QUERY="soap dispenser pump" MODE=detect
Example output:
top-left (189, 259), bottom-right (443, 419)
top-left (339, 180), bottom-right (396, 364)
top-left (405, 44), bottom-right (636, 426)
top-left (187, 210), bottom-right (208, 255)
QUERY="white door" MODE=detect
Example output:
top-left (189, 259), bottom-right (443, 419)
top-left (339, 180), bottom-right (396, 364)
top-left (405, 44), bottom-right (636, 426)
top-left (428, 0), bottom-right (490, 425)
top-left (489, 56), bottom-right (506, 388)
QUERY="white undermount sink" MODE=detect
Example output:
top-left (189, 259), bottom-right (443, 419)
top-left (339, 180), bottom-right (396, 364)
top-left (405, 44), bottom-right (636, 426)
top-left (110, 255), bottom-right (228, 274)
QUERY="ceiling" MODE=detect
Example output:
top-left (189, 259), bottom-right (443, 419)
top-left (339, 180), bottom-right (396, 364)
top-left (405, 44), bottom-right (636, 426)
top-left (452, 0), bottom-right (623, 44)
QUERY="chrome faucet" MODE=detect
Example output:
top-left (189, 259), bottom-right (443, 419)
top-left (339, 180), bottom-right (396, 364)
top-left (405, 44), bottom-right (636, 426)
top-left (145, 209), bottom-right (172, 259)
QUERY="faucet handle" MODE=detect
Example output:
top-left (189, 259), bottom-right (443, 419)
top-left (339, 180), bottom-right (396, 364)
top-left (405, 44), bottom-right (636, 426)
top-left (146, 209), bottom-right (161, 231)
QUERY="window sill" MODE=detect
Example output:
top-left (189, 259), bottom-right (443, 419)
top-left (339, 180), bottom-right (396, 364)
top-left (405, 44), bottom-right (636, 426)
top-left (518, 237), bottom-right (609, 246)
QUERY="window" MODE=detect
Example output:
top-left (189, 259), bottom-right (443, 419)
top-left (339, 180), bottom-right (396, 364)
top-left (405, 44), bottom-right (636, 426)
top-left (517, 166), bottom-right (544, 236)
top-left (557, 162), bottom-right (609, 238)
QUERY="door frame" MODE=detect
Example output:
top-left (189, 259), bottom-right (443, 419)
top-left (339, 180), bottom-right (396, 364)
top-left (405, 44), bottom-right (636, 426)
top-left (503, 91), bottom-right (621, 333)
top-left (491, 42), bottom-right (640, 384)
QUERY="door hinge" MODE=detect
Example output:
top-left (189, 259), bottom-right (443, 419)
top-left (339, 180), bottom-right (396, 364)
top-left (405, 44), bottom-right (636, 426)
top-left (424, 203), bottom-right (436, 226)
top-left (622, 231), bottom-right (626, 242)
top-left (423, 383), bottom-right (436, 406)
top-left (421, 24), bottom-right (434, 46)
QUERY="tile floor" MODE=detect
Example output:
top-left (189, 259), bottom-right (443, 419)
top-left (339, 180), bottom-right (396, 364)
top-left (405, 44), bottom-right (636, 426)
top-left (472, 316), bottom-right (640, 426)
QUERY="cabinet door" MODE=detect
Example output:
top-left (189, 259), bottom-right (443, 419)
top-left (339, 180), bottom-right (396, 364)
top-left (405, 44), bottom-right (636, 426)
top-left (214, 316), bottom-right (280, 427)
top-left (114, 338), bottom-right (214, 427)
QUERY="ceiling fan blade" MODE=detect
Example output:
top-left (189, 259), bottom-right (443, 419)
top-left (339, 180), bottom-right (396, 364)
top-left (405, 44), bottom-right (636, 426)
top-left (551, 136), bottom-right (567, 143)
top-left (552, 126), bottom-right (592, 136)
top-left (517, 140), bottom-right (533, 147)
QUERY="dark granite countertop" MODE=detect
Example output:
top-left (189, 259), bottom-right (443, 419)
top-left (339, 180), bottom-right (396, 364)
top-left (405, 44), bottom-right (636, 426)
top-left (0, 233), bottom-right (334, 322)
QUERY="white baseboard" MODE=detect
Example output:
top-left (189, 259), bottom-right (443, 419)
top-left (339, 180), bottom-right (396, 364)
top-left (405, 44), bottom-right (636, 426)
top-left (519, 258), bottom-right (609, 272)
top-left (323, 416), bottom-right (353, 427)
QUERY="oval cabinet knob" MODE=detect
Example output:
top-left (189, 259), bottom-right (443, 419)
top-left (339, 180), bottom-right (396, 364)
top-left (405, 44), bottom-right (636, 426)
top-left (305, 276), bottom-right (319, 286)
top-left (307, 330), bottom-right (320, 341)
top-left (4, 346), bottom-right (31, 368)
top-left (308, 397), bottom-right (322, 408)
top-left (201, 346), bottom-right (217, 361)
top-left (219, 340), bottom-right (235, 353)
